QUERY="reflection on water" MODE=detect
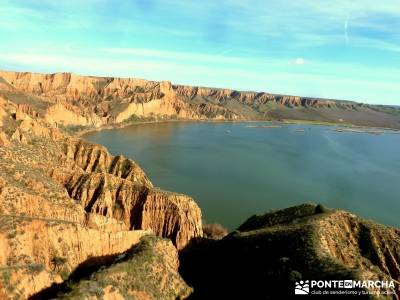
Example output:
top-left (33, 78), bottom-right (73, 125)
top-left (84, 122), bottom-right (400, 230)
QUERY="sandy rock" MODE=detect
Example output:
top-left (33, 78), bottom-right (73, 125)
top-left (0, 217), bottom-right (149, 299)
top-left (0, 132), bottom-right (10, 146)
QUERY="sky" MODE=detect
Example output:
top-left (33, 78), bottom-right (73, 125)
top-left (0, 0), bottom-right (399, 105)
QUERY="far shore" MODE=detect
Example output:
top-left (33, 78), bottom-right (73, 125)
top-left (75, 118), bottom-right (400, 138)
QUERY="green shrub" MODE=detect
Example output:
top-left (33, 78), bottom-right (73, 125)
top-left (28, 263), bottom-right (44, 273)
top-left (2, 270), bottom-right (10, 284)
top-left (52, 256), bottom-right (67, 267)
top-left (121, 160), bottom-right (131, 174)
top-left (315, 204), bottom-right (329, 214)
top-left (289, 270), bottom-right (302, 282)
top-left (113, 202), bottom-right (122, 210)
top-left (59, 269), bottom-right (69, 280)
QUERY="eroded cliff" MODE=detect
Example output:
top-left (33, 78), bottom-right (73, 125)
top-left (1, 70), bottom-right (399, 129)
top-left (0, 91), bottom-right (202, 299)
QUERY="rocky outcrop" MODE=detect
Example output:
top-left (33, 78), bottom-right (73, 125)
top-left (44, 102), bottom-right (102, 127)
top-left (0, 71), bottom-right (105, 97)
top-left (54, 138), bottom-right (202, 249)
top-left (0, 94), bottom-right (202, 298)
top-left (0, 216), bottom-right (149, 299)
top-left (62, 138), bottom-right (152, 187)
top-left (54, 141), bottom-right (202, 249)
top-left (16, 104), bottom-right (39, 120)
top-left (140, 189), bottom-right (202, 250)
top-left (180, 204), bottom-right (400, 299)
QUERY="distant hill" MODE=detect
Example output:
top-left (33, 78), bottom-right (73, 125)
top-left (1, 70), bottom-right (399, 129)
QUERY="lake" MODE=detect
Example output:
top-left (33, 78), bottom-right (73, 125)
top-left (84, 122), bottom-right (400, 230)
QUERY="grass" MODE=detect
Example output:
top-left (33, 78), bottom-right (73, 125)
top-left (58, 124), bottom-right (94, 135)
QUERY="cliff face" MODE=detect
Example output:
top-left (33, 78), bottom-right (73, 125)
top-left (174, 85), bottom-right (341, 108)
top-left (0, 216), bottom-right (149, 299)
top-left (58, 170), bottom-right (202, 249)
top-left (55, 138), bottom-right (202, 249)
top-left (62, 138), bottom-right (152, 187)
top-left (316, 210), bottom-right (400, 285)
top-left (180, 204), bottom-right (400, 299)
top-left (2, 70), bottom-right (399, 129)
top-left (0, 90), bottom-right (202, 299)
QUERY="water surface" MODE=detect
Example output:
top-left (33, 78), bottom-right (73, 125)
top-left (84, 122), bottom-right (400, 229)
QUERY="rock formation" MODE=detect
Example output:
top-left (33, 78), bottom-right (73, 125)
top-left (0, 89), bottom-right (202, 299)
top-left (1, 70), bottom-right (399, 129)
top-left (0, 216), bottom-right (149, 299)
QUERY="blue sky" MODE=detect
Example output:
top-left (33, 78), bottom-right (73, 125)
top-left (0, 0), bottom-right (399, 105)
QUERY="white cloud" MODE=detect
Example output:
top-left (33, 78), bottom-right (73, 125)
top-left (0, 50), bottom-right (399, 105)
top-left (103, 47), bottom-right (285, 67)
top-left (289, 58), bottom-right (305, 65)
top-left (344, 15), bottom-right (350, 43)
top-left (295, 58), bottom-right (305, 65)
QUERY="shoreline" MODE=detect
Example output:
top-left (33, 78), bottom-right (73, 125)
top-left (75, 118), bottom-right (400, 138)
top-left (76, 118), bottom-right (280, 138)
top-left (75, 119), bottom-right (253, 137)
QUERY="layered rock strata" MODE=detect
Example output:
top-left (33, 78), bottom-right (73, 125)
top-left (0, 92), bottom-right (202, 299)
top-left (2, 70), bottom-right (399, 129)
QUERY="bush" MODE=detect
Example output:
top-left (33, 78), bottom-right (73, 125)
top-left (2, 271), bottom-right (10, 284)
top-left (28, 263), bottom-right (44, 273)
top-left (203, 223), bottom-right (228, 240)
top-left (59, 270), bottom-right (69, 280)
top-left (315, 204), bottom-right (329, 214)
top-left (289, 270), bottom-right (302, 282)
top-left (113, 202), bottom-right (122, 210)
top-left (52, 256), bottom-right (67, 267)
top-left (121, 160), bottom-right (131, 174)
